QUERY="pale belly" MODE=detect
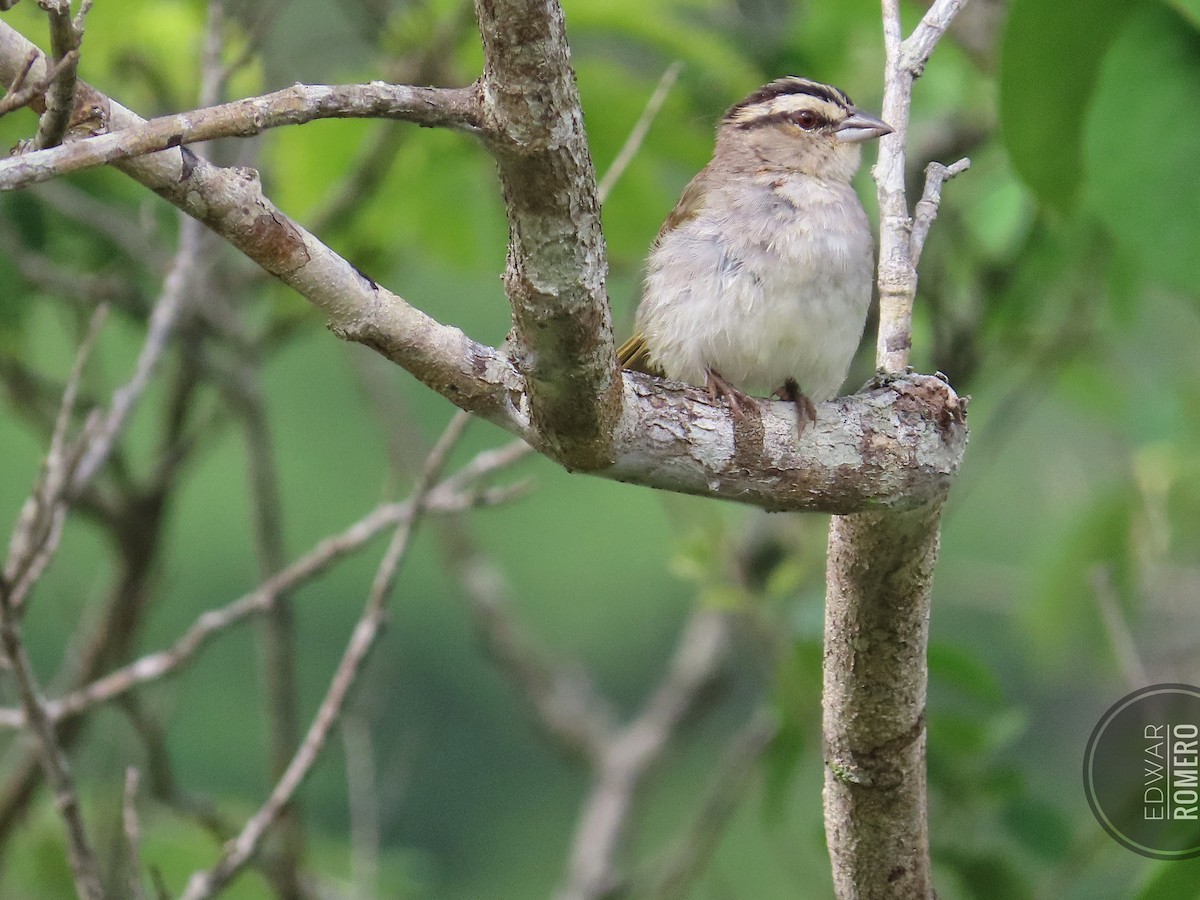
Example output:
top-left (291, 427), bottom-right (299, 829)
top-left (638, 205), bottom-right (873, 401)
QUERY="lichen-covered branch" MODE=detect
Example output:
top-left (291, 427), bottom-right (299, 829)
top-left (473, 0), bottom-right (620, 470)
top-left (823, 505), bottom-right (942, 899)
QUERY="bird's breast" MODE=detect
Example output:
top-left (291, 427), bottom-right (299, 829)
top-left (637, 177), bottom-right (874, 399)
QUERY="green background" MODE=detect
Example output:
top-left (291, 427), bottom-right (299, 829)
top-left (2, 0), bottom-right (1200, 897)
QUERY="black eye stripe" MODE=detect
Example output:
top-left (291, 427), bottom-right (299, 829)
top-left (735, 110), bottom-right (834, 131)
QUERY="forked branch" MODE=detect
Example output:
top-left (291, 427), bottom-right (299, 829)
top-left (821, 1), bottom-right (971, 898)
top-left (0, 17), bottom-right (967, 515)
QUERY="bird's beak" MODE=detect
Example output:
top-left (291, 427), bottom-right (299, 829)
top-left (835, 109), bottom-right (894, 143)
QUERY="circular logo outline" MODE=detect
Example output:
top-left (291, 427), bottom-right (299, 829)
top-left (1084, 683), bottom-right (1200, 861)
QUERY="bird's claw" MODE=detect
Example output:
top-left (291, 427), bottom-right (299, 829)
top-left (705, 368), bottom-right (756, 421)
top-left (773, 377), bottom-right (817, 433)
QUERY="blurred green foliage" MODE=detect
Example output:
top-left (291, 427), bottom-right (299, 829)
top-left (1, 0), bottom-right (1200, 898)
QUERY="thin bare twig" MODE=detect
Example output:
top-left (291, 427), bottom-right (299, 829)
top-left (0, 80), bottom-right (484, 191)
top-left (0, 560), bottom-right (105, 899)
top-left (910, 157), bottom-right (971, 267)
top-left (596, 61), bottom-right (682, 204)
top-left (0, 49), bottom-right (75, 118)
top-left (2, 216), bottom-right (196, 618)
top-left (33, 0), bottom-right (92, 150)
top-left (0, 349), bottom-right (216, 849)
top-left (342, 716), bottom-right (381, 900)
top-left (123, 767), bottom-right (148, 900)
top-left (902, 0), bottom-right (970, 76)
top-left (73, 218), bottom-right (197, 488)
top-left (0, 47), bottom-right (35, 97)
top-left (2, 302), bottom-right (107, 609)
top-left (558, 608), bottom-right (731, 900)
top-left (179, 412), bottom-right (472, 900)
top-left (242, 381), bottom-right (308, 896)
top-left (640, 710), bottom-right (778, 900)
top-left (874, 0), bottom-right (971, 374)
top-left (118, 693), bottom-right (323, 892)
top-left (0, 458), bottom-right (526, 730)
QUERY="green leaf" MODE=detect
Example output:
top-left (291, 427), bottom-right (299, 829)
top-left (1083, 5), bottom-right (1200, 295)
top-left (761, 717), bottom-right (805, 823)
top-left (928, 643), bottom-right (1005, 706)
top-left (1162, 0), bottom-right (1200, 30)
top-left (1024, 485), bottom-right (1138, 667)
top-left (762, 641), bottom-right (821, 821)
top-left (940, 849), bottom-right (1035, 900)
top-left (998, 0), bottom-right (1139, 210)
top-left (1001, 798), bottom-right (1073, 862)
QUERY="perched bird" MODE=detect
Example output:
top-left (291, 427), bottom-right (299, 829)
top-left (617, 77), bottom-right (892, 426)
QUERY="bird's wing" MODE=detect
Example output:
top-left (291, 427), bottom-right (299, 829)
top-left (654, 167), bottom-right (710, 243)
top-left (617, 167), bottom-right (714, 375)
top-left (616, 332), bottom-right (663, 375)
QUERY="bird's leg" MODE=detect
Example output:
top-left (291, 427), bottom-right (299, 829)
top-left (774, 377), bottom-right (817, 432)
top-left (705, 368), bottom-right (756, 420)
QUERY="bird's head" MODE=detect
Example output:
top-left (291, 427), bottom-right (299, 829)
top-left (717, 77), bottom-right (892, 181)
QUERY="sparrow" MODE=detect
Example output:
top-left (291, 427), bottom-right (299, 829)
top-left (617, 77), bottom-right (891, 427)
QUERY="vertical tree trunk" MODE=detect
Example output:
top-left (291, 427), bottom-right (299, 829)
top-left (822, 502), bottom-right (943, 899)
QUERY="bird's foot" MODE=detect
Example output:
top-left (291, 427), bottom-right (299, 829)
top-left (705, 368), bottom-right (756, 420)
top-left (773, 378), bottom-right (817, 433)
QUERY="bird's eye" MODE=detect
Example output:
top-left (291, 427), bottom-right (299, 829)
top-left (794, 110), bottom-right (819, 129)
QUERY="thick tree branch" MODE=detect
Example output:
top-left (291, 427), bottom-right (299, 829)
top-left (474, 0), bottom-right (619, 470)
top-left (824, 504), bottom-right (942, 899)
